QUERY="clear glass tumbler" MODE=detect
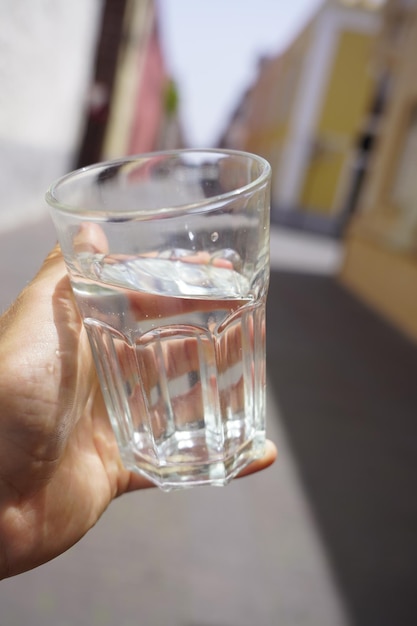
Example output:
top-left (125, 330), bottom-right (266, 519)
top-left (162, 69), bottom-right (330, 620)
top-left (46, 149), bottom-right (271, 490)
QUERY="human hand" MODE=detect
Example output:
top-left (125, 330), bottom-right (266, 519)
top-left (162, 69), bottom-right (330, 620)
top-left (0, 244), bottom-right (276, 579)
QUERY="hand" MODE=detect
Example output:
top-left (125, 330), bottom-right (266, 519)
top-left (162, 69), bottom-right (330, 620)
top-left (0, 245), bottom-right (277, 579)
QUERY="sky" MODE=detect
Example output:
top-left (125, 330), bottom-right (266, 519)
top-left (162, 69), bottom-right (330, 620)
top-left (156, 0), bottom-right (324, 147)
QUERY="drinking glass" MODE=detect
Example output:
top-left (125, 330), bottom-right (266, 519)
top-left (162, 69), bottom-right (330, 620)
top-left (46, 149), bottom-right (271, 490)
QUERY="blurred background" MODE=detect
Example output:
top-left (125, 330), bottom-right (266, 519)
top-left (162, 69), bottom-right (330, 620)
top-left (1, 0), bottom-right (417, 624)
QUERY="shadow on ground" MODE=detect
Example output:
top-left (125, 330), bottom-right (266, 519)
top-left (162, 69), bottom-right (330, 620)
top-left (266, 270), bottom-right (417, 626)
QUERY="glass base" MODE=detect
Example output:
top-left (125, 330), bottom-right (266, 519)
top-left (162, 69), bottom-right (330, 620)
top-left (121, 433), bottom-right (266, 491)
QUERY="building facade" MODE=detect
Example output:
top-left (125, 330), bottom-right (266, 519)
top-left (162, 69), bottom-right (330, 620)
top-left (102, 0), bottom-right (183, 159)
top-left (340, 0), bottom-right (417, 342)
top-left (220, 0), bottom-right (382, 234)
top-left (77, 0), bottom-right (183, 167)
top-left (0, 0), bottom-right (103, 231)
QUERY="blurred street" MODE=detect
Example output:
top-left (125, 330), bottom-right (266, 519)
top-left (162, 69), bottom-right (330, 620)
top-left (1, 215), bottom-right (416, 625)
top-left (3, 1), bottom-right (417, 622)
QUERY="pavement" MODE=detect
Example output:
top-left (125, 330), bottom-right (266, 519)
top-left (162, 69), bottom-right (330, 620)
top-left (1, 216), bottom-right (416, 625)
top-left (0, 214), bottom-right (57, 310)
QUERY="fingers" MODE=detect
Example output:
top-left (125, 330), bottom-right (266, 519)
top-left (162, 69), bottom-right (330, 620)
top-left (236, 439), bottom-right (277, 478)
top-left (123, 470), bottom-right (155, 492)
top-left (70, 222), bottom-right (239, 322)
top-left (130, 305), bottom-right (253, 388)
top-left (128, 287), bottom-right (245, 322)
top-left (73, 222), bottom-right (109, 255)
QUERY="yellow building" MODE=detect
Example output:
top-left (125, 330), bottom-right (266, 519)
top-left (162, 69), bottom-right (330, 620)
top-left (221, 0), bottom-right (382, 233)
top-left (340, 0), bottom-right (417, 342)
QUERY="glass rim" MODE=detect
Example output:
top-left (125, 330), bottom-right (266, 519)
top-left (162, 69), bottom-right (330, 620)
top-left (45, 148), bottom-right (271, 220)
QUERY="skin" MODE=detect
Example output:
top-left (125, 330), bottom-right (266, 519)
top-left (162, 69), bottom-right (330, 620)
top-left (0, 244), bottom-right (276, 580)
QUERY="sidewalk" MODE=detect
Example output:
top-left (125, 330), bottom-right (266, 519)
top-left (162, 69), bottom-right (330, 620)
top-left (0, 213), bottom-right (56, 311)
